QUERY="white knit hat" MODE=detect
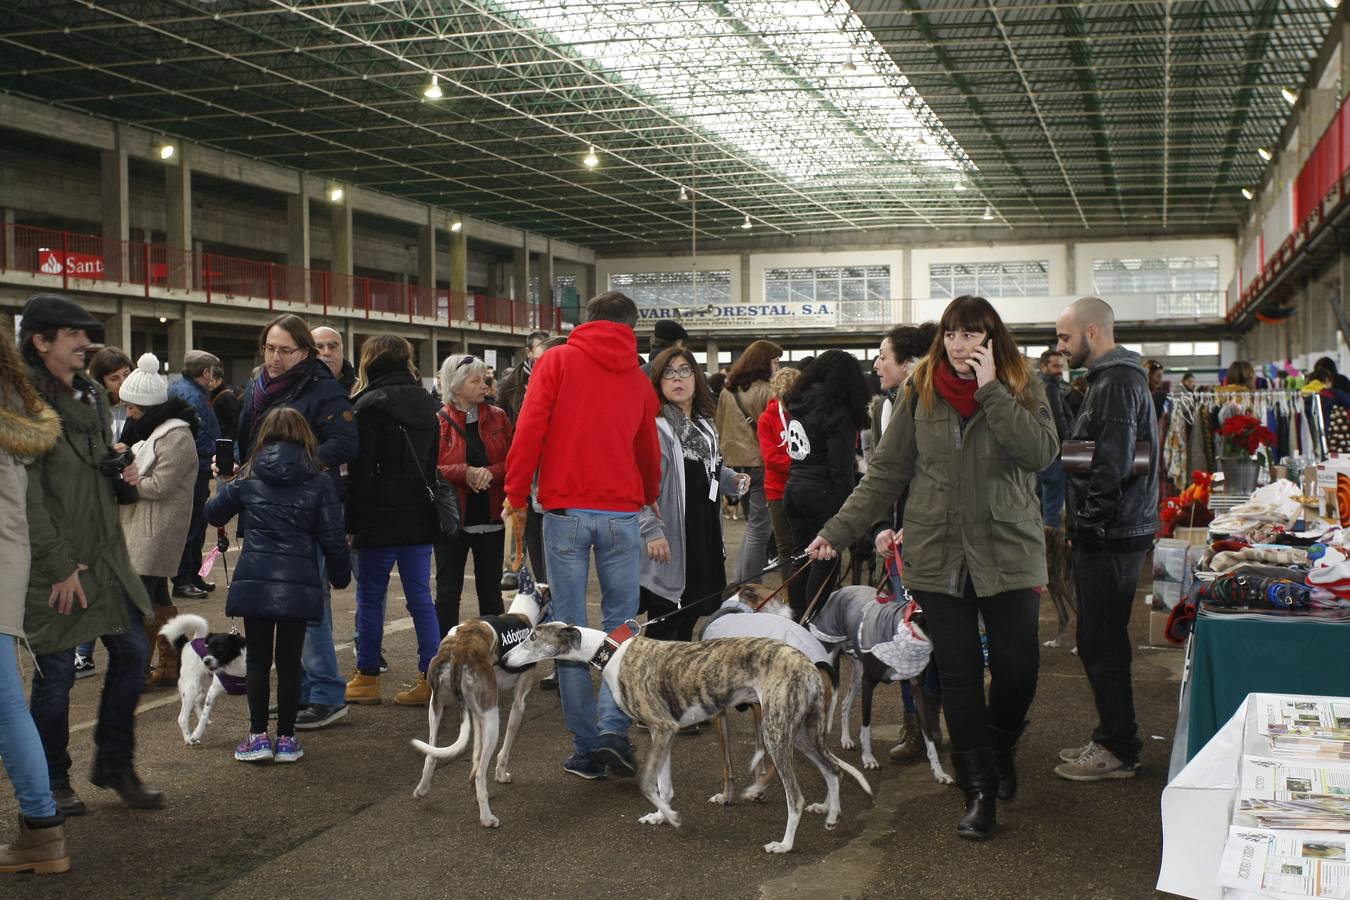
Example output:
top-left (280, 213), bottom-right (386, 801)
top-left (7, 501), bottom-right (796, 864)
top-left (118, 353), bottom-right (168, 407)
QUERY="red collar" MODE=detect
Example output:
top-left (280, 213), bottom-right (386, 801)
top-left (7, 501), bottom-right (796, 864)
top-left (589, 622), bottom-right (638, 671)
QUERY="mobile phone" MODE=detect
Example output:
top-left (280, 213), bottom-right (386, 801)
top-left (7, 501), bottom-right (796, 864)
top-left (215, 438), bottom-right (235, 477)
top-left (981, 334), bottom-right (991, 348)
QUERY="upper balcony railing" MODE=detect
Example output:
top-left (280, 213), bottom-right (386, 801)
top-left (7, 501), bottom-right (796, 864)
top-left (0, 222), bottom-right (563, 333)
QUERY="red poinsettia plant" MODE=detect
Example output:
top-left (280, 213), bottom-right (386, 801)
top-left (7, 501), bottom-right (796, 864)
top-left (1219, 414), bottom-right (1277, 462)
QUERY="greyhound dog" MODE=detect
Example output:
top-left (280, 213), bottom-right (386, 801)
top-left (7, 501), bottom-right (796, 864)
top-left (505, 623), bottom-right (872, 854)
top-left (699, 588), bottom-right (837, 804)
top-left (1042, 525), bottom-right (1076, 649)
top-left (809, 584), bottom-right (952, 784)
top-left (410, 566), bottom-right (550, 828)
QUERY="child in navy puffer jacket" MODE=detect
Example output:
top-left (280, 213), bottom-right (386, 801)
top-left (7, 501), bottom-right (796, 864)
top-left (206, 408), bottom-right (350, 765)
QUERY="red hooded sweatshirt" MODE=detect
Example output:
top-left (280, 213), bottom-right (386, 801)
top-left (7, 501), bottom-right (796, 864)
top-left (504, 320), bottom-right (661, 513)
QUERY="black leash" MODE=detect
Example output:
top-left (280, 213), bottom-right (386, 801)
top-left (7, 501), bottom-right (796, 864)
top-left (641, 553), bottom-right (811, 632)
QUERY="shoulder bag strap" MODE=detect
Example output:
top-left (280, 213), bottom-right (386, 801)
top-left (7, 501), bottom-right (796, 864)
top-left (398, 424), bottom-right (434, 492)
top-left (730, 388), bottom-right (756, 428)
top-left (438, 408), bottom-right (469, 441)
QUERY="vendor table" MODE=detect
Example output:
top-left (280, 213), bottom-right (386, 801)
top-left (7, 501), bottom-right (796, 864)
top-left (1184, 615), bottom-right (1350, 761)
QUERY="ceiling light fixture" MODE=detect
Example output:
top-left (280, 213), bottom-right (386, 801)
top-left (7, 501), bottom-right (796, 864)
top-left (157, 141), bottom-right (175, 161)
top-left (741, 214), bottom-right (752, 230)
top-left (449, 220), bottom-right (463, 233)
top-left (327, 184), bottom-right (344, 203)
top-left (842, 54), bottom-right (856, 73)
top-left (423, 74), bottom-right (443, 100)
top-left (583, 146), bottom-right (599, 168)
top-left (1281, 87), bottom-right (1299, 105)
top-left (981, 205), bottom-right (994, 221)
top-left (1241, 187), bottom-right (1255, 200)
top-left (1257, 147), bottom-right (1273, 162)
top-left (1326, 0), bottom-right (1341, 9)
top-left (159, 316), bottom-right (168, 324)
top-left (678, 185), bottom-right (688, 202)
top-left (953, 178), bottom-right (967, 192)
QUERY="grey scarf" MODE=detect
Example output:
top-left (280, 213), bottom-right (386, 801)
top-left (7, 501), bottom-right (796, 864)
top-left (662, 404), bottom-right (718, 483)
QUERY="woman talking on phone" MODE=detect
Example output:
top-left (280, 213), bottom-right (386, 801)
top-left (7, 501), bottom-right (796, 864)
top-left (805, 295), bottom-right (1058, 841)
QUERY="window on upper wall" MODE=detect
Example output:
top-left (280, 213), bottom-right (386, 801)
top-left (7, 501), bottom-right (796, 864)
top-left (1091, 256), bottom-right (1220, 318)
top-left (928, 261), bottom-right (1050, 300)
top-left (763, 265), bottom-right (890, 325)
top-left (608, 270), bottom-right (732, 309)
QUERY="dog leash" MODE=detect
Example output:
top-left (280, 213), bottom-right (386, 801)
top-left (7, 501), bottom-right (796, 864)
top-left (795, 555), bottom-right (840, 626)
top-left (640, 553), bottom-right (811, 633)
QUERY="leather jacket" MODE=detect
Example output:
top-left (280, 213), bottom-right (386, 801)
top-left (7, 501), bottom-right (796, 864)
top-left (1065, 347), bottom-right (1159, 546)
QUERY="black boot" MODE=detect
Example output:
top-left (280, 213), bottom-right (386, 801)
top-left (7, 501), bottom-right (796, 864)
top-left (951, 749), bottom-right (998, 840)
top-left (988, 722), bottom-right (1026, 803)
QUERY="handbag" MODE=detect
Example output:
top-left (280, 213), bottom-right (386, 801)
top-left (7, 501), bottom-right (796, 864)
top-left (1060, 440), bottom-right (1152, 477)
top-left (399, 424), bottom-right (460, 540)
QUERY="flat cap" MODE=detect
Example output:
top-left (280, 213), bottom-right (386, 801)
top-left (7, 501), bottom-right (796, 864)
top-left (20, 294), bottom-right (104, 342)
top-left (653, 319), bottom-right (689, 343)
top-left (184, 349), bottom-right (221, 373)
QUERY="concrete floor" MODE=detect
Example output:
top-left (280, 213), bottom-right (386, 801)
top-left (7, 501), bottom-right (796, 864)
top-left (1, 519), bottom-right (1184, 899)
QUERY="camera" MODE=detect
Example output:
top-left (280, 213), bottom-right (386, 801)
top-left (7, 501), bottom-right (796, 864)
top-left (100, 449), bottom-right (139, 505)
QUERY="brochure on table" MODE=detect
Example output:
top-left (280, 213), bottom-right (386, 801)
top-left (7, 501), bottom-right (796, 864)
top-left (1160, 693), bottom-right (1350, 899)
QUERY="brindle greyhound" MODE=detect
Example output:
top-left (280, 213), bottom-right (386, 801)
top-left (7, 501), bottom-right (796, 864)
top-left (505, 623), bottom-right (872, 854)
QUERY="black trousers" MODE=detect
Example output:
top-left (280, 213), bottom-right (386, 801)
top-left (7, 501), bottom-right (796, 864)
top-left (434, 529), bottom-right (506, 636)
top-left (784, 484), bottom-right (843, 621)
top-left (1072, 546), bottom-right (1148, 765)
top-left (525, 506), bottom-right (548, 583)
top-left (912, 579), bottom-right (1040, 753)
top-left (244, 618), bottom-right (307, 737)
top-left (638, 587), bottom-right (700, 643)
top-left (174, 470), bottom-right (211, 587)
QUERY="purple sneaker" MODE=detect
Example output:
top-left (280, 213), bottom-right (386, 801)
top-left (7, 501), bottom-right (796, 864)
top-left (234, 733), bottom-right (273, 763)
top-left (273, 735), bottom-right (304, 764)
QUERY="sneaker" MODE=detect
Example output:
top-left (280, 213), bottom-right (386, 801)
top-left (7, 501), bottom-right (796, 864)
top-left (273, 735), bottom-right (304, 764)
top-left (294, 704), bottom-right (349, 731)
top-left (593, 732), bottom-right (637, 776)
top-left (73, 655), bottom-right (96, 680)
top-left (1053, 742), bottom-right (1139, 782)
top-left (562, 752), bottom-right (607, 780)
top-left (379, 655), bottom-right (389, 674)
top-left (234, 733), bottom-right (273, 763)
top-left (1058, 741), bottom-right (1092, 763)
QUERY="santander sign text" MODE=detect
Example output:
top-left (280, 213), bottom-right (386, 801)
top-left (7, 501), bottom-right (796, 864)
top-left (38, 249), bottom-right (105, 279)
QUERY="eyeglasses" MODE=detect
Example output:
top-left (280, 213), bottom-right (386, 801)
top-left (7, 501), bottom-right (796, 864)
top-left (661, 365), bottom-right (695, 380)
top-left (456, 355), bottom-right (478, 370)
top-left (262, 345), bottom-right (303, 358)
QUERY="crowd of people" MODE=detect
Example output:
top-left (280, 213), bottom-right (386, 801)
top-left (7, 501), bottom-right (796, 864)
top-left (1, 286), bottom-right (1161, 871)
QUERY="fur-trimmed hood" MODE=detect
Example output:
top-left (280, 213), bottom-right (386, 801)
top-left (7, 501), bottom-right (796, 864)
top-left (0, 392), bottom-right (61, 462)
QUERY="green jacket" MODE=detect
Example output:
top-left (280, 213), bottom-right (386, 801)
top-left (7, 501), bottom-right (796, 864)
top-left (819, 376), bottom-right (1059, 597)
top-left (24, 367), bottom-right (151, 655)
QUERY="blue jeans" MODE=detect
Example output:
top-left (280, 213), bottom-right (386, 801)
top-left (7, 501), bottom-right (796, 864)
top-left (30, 591), bottom-right (148, 784)
top-left (543, 510), bottom-right (641, 755)
top-left (1, 636), bottom-right (56, 818)
top-left (355, 545), bottom-right (441, 673)
top-left (1036, 457), bottom-right (1066, 529)
top-left (300, 550), bottom-right (345, 707)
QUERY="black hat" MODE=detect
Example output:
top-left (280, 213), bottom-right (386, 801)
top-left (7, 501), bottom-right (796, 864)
top-left (653, 319), bottom-right (689, 343)
top-left (20, 294), bottom-right (105, 342)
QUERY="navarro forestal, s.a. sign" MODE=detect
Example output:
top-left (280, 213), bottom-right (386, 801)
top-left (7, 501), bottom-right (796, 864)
top-left (38, 249), bottom-right (105, 279)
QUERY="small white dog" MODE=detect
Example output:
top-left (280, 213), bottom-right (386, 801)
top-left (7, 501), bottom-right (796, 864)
top-left (160, 613), bottom-right (248, 746)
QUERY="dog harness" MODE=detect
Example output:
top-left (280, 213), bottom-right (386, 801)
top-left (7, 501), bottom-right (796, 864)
top-left (189, 639), bottom-right (248, 696)
top-left (480, 615), bottom-right (536, 674)
top-left (589, 622), bottom-right (638, 671)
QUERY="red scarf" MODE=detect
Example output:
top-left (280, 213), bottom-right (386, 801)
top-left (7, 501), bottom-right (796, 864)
top-left (933, 360), bottom-right (981, 419)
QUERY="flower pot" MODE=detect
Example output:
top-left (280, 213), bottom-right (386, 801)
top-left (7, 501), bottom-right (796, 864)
top-left (1218, 456), bottom-right (1260, 495)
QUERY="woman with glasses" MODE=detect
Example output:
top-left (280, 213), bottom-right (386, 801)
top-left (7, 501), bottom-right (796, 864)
top-left (639, 347), bottom-right (750, 646)
top-left (433, 353), bottom-right (514, 636)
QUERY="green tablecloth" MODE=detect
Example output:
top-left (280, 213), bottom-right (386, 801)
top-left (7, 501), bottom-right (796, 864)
top-left (1186, 615), bottom-right (1350, 760)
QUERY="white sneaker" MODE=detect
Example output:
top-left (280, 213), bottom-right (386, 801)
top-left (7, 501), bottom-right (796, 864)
top-left (1053, 742), bottom-right (1139, 781)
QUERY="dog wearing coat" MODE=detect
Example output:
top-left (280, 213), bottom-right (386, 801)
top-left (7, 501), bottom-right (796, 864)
top-left (809, 584), bottom-right (952, 783)
top-left (505, 623), bottom-right (872, 854)
top-left (409, 566), bottom-right (550, 828)
top-left (1042, 525), bottom-right (1076, 649)
top-left (160, 613), bottom-right (248, 746)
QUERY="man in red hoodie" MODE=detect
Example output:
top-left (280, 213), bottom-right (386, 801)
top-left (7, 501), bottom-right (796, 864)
top-left (504, 291), bottom-right (661, 780)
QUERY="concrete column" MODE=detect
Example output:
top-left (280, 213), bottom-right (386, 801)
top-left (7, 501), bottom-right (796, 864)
top-left (342, 319), bottom-right (356, 360)
top-left (1, 207), bottom-right (14, 270)
top-left (449, 219), bottom-right (468, 321)
top-left (900, 246), bottom-right (912, 324)
top-left (164, 146), bottom-right (192, 290)
top-left (543, 239), bottom-right (557, 330)
top-left (418, 210), bottom-right (436, 319)
top-left (512, 242), bottom-right (530, 302)
top-left (1065, 241), bottom-right (1078, 296)
top-left (287, 177), bottom-right (311, 303)
top-left (739, 252), bottom-right (752, 306)
top-left (418, 329), bottom-right (437, 380)
top-left (167, 304), bottom-right (193, 368)
top-left (103, 299), bottom-right (134, 354)
top-left (331, 195), bottom-right (353, 310)
top-left (100, 128), bottom-right (130, 282)
top-left (704, 337), bottom-right (719, 375)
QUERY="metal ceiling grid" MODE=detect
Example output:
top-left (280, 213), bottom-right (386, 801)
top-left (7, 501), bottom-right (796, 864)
top-left (0, 1), bottom-right (1338, 250)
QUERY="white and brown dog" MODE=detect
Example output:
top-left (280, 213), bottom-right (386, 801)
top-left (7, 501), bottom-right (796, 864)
top-left (410, 566), bottom-right (550, 828)
top-left (504, 622), bottom-right (872, 854)
top-left (160, 613), bottom-right (248, 746)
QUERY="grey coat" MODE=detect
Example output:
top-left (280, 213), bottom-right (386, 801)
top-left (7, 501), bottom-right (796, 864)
top-left (639, 414), bottom-right (743, 604)
top-left (0, 388), bottom-right (61, 641)
top-left (118, 420), bottom-right (198, 577)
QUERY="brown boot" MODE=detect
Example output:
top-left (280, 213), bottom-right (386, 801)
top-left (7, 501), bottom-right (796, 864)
top-left (394, 674), bottom-right (431, 707)
top-left (888, 712), bottom-right (923, 762)
top-left (147, 605), bottom-right (180, 688)
top-left (345, 672), bottom-right (382, 705)
top-left (0, 814), bottom-right (70, 875)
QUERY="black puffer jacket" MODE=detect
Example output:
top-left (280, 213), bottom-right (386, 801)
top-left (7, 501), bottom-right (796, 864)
top-left (1065, 347), bottom-right (1160, 547)
top-left (206, 440), bottom-right (350, 623)
top-left (346, 369), bottom-right (440, 549)
top-left (784, 382), bottom-right (858, 510)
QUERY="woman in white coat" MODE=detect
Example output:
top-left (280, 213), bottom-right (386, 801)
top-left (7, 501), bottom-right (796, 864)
top-left (638, 347), bottom-right (750, 644)
top-left (115, 354), bottom-right (200, 687)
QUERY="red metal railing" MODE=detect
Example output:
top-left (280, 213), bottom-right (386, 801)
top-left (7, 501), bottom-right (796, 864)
top-left (0, 221), bottom-right (563, 332)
